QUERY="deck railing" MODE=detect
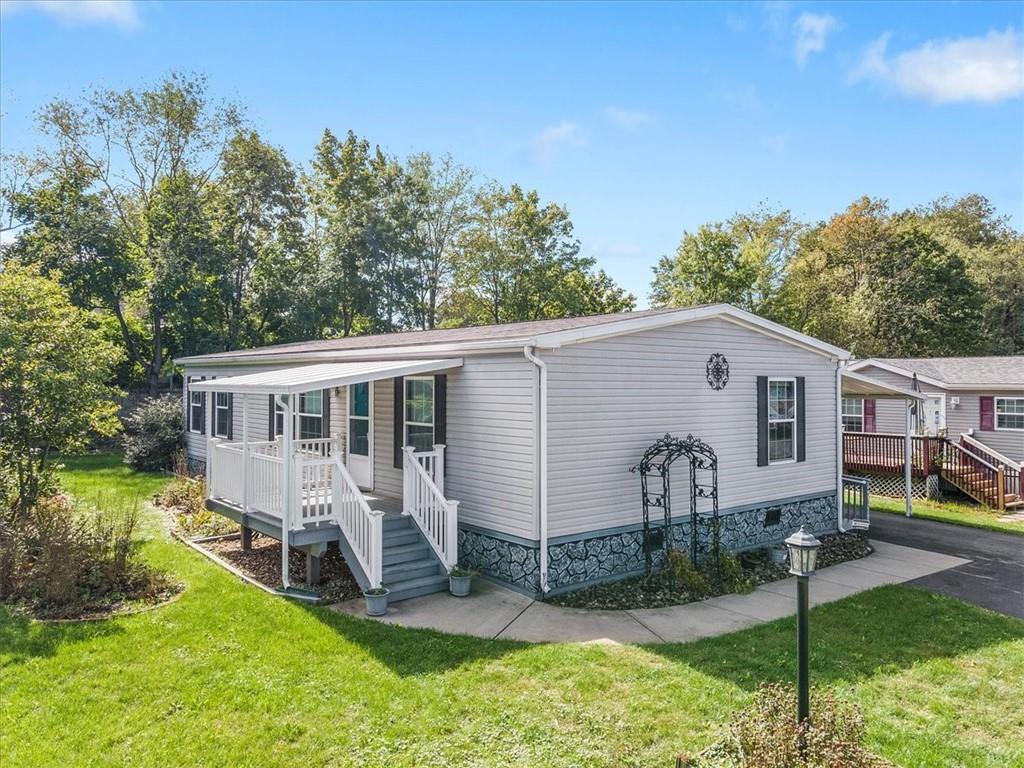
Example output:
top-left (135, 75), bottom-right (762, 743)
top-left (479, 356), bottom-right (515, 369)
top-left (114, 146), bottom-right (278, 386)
top-left (249, 451), bottom-right (283, 517)
top-left (295, 454), bottom-right (337, 525)
top-left (330, 451), bottom-right (384, 587)
top-left (960, 433), bottom-right (1021, 500)
top-left (209, 440), bottom-right (245, 505)
top-left (403, 445), bottom-right (459, 567)
top-left (842, 432), bottom-right (942, 477)
top-left (940, 441), bottom-right (1006, 509)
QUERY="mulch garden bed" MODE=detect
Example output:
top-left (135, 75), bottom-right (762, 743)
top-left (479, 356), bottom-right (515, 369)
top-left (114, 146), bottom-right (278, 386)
top-left (196, 534), bottom-right (363, 603)
top-left (550, 532), bottom-right (873, 611)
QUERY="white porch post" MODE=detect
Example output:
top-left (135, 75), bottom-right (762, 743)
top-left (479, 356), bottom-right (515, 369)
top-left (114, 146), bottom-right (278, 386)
top-left (204, 392), bottom-right (214, 498)
top-left (433, 443), bottom-right (445, 496)
top-left (905, 400), bottom-right (913, 518)
top-left (241, 395), bottom-right (249, 514)
top-left (277, 392), bottom-right (294, 589)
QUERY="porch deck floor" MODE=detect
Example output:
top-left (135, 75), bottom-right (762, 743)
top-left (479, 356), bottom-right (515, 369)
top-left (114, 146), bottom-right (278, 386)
top-left (330, 541), bottom-right (969, 644)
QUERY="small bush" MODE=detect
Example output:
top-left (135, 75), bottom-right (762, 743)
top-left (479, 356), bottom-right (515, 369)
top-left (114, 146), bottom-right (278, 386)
top-left (719, 552), bottom-right (755, 594)
top-left (692, 683), bottom-right (892, 768)
top-left (666, 549), bottom-right (711, 597)
top-left (155, 476), bottom-right (237, 538)
top-left (0, 495), bottom-right (176, 619)
top-left (122, 395), bottom-right (183, 471)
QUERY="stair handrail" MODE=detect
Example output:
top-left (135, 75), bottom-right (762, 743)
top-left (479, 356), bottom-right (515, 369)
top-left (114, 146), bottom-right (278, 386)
top-left (945, 441), bottom-right (998, 472)
top-left (960, 433), bottom-right (1021, 471)
top-left (329, 451), bottom-right (384, 588)
top-left (402, 446), bottom-right (459, 568)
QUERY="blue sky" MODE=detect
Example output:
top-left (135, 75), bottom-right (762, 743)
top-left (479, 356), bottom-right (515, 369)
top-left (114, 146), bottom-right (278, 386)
top-left (2, 1), bottom-right (1022, 304)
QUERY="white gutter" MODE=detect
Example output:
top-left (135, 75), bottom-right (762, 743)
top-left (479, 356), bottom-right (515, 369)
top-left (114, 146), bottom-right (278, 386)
top-left (523, 345), bottom-right (549, 594)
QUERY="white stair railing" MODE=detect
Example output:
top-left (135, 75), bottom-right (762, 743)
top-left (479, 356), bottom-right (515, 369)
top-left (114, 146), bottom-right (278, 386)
top-left (330, 449), bottom-right (384, 588)
top-left (403, 446), bottom-right (459, 568)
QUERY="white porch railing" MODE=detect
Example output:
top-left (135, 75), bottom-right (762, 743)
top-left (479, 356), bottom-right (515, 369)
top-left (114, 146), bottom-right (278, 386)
top-left (330, 452), bottom-right (384, 588)
top-left (402, 445), bottom-right (459, 568)
top-left (209, 439), bottom-right (245, 505)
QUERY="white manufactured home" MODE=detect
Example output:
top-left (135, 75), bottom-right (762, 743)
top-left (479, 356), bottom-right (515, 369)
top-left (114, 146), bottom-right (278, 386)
top-left (178, 305), bottom-right (919, 600)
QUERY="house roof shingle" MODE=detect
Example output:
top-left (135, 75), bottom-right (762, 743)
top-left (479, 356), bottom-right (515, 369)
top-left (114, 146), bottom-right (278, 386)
top-left (869, 357), bottom-right (1024, 387)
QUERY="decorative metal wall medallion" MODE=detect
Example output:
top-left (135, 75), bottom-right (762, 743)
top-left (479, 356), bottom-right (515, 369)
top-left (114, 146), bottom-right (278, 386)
top-left (706, 353), bottom-right (729, 390)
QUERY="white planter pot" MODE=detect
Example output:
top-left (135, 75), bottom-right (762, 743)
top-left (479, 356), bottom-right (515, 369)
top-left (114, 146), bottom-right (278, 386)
top-left (449, 574), bottom-right (472, 597)
top-left (364, 588), bottom-right (389, 616)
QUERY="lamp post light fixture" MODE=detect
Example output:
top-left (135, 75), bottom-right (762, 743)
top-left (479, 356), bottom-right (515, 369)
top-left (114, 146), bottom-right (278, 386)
top-left (785, 525), bottom-right (821, 723)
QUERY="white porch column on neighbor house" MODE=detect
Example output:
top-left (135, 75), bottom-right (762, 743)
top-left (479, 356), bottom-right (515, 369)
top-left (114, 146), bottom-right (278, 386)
top-left (905, 401), bottom-right (913, 517)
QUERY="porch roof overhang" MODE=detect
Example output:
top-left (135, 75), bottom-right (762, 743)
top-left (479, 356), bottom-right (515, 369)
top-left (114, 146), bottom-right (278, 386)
top-left (188, 358), bottom-right (463, 395)
top-left (841, 369), bottom-right (926, 400)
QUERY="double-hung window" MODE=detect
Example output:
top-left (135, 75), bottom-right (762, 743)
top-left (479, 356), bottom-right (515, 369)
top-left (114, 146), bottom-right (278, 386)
top-left (214, 392), bottom-right (231, 438)
top-left (404, 377), bottom-right (435, 452)
top-left (996, 397), bottom-right (1024, 431)
top-left (297, 391), bottom-right (324, 440)
top-left (188, 379), bottom-right (204, 434)
top-left (768, 378), bottom-right (797, 463)
top-left (842, 398), bottom-right (864, 432)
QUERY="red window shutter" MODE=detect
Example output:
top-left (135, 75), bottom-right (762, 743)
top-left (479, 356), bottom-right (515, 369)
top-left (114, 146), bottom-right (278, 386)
top-left (979, 396), bottom-right (995, 431)
top-left (864, 399), bottom-right (876, 433)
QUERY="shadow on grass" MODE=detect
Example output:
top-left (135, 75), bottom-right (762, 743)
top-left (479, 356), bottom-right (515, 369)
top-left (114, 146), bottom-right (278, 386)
top-left (299, 600), bottom-right (528, 677)
top-left (0, 606), bottom-right (124, 667)
top-left (649, 585), bottom-right (1024, 691)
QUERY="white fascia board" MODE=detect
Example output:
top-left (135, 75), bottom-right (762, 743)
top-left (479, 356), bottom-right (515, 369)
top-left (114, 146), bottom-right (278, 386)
top-left (175, 338), bottom-right (527, 367)
top-left (846, 359), bottom-right (948, 389)
top-left (841, 369), bottom-right (927, 400)
top-left (533, 304), bottom-right (851, 361)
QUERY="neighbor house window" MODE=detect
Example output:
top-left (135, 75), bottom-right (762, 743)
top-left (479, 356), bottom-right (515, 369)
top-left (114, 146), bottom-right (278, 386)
top-left (842, 398), bottom-right (864, 432)
top-left (404, 377), bottom-right (434, 452)
top-left (188, 379), bottom-right (204, 434)
top-left (214, 392), bottom-right (231, 438)
top-left (996, 397), bottom-right (1024, 431)
top-left (298, 391), bottom-right (324, 440)
top-left (768, 378), bottom-right (797, 463)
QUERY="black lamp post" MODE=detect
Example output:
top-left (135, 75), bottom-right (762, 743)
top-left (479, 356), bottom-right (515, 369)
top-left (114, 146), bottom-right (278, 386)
top-left (785, 525), bottom-right (821, 723)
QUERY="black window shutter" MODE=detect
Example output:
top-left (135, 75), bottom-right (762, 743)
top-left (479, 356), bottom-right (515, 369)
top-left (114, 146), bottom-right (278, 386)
top-left (199, 377), bottom-right (207, 435)
top-left (393, 376), bottom-right (404, 468)
top-left (434, 374), bottom-right (447, 447)
top-left (756, 376), bottom-right (768, 467)
top-left (268, 394), bottom-right (276, 440)
top-left (796, 377), bottom-right (806, 463)
top-left (321, 388), bottom-right (332, 439)
top-left (226, 393), bottom-right (234, 440)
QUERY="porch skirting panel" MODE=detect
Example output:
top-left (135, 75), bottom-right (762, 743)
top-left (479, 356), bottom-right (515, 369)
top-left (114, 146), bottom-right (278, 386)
top-left (459, 492), bottom-right (839, 597)
top-left (848, 471), bottom-right (934, 500)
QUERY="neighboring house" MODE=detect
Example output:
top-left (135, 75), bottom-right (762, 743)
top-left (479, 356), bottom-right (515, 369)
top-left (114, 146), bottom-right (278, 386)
top-left (177, 305), bottom-right (906, 601)
top-left (845, 357), bottom-right (1024, 464)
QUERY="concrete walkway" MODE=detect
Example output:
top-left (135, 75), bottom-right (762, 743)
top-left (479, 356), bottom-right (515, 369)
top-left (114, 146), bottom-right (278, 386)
top-left (332, 541), bottom-right (969, 644)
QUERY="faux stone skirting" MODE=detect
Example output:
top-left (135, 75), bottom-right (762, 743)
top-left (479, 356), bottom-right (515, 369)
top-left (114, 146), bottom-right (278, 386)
top-left (459, 493), bottom-right (838, 596)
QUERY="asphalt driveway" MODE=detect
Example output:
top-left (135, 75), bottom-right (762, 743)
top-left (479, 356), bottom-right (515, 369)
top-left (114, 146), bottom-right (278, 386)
top-left (868, 512), bottom-right (1024, 618)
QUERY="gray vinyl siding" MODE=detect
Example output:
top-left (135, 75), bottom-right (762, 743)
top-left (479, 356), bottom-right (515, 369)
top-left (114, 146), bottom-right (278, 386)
top-left (543, 317), bottom-right (840, 539)
top-left (851, 365), bottom-right (1024, 462)
top-left (371, 378), bottom-right (403, 499)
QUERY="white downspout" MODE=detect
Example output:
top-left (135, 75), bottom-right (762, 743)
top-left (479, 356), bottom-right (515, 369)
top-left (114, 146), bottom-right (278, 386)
top-left (835, 363), bottom-right (847, 532)
top-left (523, 346), bottom-right (549, 594)
top-left (276, 393), bottom-right (293, 589)
top-left (905, 401), bottom-right (913, 518)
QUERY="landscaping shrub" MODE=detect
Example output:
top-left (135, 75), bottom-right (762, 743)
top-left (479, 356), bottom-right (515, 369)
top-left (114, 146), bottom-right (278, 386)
top-left (122, 395), bottom-right (183, 471)
top-left (666, 549), bottom-right (711, 596)
top-left (0, 494), bottom-right (177, 619)
top-left (689, 683), bottom-right (892, 768)
top-left (155, 475), bottom-right (238, 537)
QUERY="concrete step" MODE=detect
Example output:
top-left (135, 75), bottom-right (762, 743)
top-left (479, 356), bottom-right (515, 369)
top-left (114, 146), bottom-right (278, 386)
top-left (382, 558), bottom-right (445, 583)
top-left (386, 573), bottom-right (450, 602)
top-left (382, 542), bottom-right (431, 566)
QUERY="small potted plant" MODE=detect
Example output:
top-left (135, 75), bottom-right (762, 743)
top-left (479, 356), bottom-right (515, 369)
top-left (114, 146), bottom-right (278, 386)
top-left (448, 565), bottom-right (475, 597)
top-left (363, 586), bottom-right (390, 616)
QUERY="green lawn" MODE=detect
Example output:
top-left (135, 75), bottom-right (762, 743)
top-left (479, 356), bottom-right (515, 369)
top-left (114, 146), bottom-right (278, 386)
top-left (872, 494), bottom-right (1024, 536)
top-left (2, 455), bottom-right (1023, 767)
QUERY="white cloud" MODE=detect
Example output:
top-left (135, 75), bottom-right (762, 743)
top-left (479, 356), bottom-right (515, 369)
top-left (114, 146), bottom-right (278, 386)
top-left (794, 12), bottom-right (838, 66)
top-left (532, 121), bottom-right (583, 165)
top-left (604, 107), bottom-right (653, 129)
top-left (851, 28), bottom-right (1024, 104)
top-left (0, 1), bottom-right (140, 29)
top-left (723, 84), bottom-right (762, 113)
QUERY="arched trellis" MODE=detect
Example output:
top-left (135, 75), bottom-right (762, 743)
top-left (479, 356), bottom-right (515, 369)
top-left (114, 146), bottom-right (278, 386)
top-left (630, 434), bottom-right (720, 574)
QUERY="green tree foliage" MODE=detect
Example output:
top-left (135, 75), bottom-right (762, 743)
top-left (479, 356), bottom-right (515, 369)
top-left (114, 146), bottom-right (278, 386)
top-left (0, 264), bottom-right (121, 513)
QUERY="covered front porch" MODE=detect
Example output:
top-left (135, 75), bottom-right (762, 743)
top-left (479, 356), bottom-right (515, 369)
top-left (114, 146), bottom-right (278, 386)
top-left (190, 359), bottom-right (463, 596)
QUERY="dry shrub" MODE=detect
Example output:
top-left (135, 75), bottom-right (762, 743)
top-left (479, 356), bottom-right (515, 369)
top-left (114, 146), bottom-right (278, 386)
top-left (694, 683), bottom-right (892, 768)
top-left (155, 476), bottom-right (237, 538)
top-left (0, 495), bottom-right (176, 619)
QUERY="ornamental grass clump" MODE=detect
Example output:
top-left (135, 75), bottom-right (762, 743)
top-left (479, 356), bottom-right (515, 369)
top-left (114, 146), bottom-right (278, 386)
top-left (690, 683), bottom-right (892, 768)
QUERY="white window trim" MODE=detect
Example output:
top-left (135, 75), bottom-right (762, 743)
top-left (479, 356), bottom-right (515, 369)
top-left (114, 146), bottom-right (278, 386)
top-left (297, 391), bottom-right (325, 440)
top-left (995, 396), bottom-right (1024, 432)
top-left (842, 397), bottom-right (864, 433)
top-left (404, 375), bottom-right (435, 449)
top-left (188, 378), bottom-right (203, 434)
top-left (768, 376), bottom-right (798, 465)
top-left (213, 392), bottom-right (231, 439)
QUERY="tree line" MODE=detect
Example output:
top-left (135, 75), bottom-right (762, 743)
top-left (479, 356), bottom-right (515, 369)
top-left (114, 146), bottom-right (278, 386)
top-left (2, 73), bottom-right (1020, 398)
top-left (0, 73), bottom-right (633, 392)
top-left (651, 196), bottom-right (1023, 358)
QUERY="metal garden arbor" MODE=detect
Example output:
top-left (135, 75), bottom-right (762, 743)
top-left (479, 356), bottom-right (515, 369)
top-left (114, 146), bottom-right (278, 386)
top-left (630, 433), bottom-right (721, 574)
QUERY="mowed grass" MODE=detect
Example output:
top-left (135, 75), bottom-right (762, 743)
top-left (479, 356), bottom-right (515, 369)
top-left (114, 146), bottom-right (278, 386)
top-left (2, 455), bottom-right (1023, 767)
top-left (872, 494), bottom-right (1024, 536)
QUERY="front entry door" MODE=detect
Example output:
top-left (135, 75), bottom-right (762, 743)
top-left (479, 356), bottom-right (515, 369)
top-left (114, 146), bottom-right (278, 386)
top-left (347, 382), bottom-right (373, 490)
top-left (919, 394), bottom-right (946, 436)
